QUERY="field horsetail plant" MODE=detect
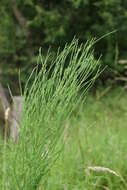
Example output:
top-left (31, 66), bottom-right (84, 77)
top-left (0, 39), bottom-right (100, 190)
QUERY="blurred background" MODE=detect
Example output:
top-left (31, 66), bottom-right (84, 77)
top-left (0, 0), bottom-right (127, 94)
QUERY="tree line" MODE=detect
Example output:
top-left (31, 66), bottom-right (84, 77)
top-left (0, 0), bottom-right (127, 93)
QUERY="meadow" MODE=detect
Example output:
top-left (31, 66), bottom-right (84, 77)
top-left (45, 87), bottom-right (127, 189)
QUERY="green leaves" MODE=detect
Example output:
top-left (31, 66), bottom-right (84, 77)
top-left (0, 0), bottom-right (127, 90)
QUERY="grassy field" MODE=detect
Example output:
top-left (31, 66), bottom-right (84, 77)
top-left (45, 88), bottom-right (127, 190)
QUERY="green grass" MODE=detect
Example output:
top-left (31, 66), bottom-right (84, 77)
top-left (45, 88), bottom-right (127, 190)
top-left (0, 38), bottom-right (99, 190)
top-left (1, 38), bottom-right (127, 189)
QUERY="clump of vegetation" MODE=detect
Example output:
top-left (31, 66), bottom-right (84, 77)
top-left (0, 39), bottom-right (99, 189)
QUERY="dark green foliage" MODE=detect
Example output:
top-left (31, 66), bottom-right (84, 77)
top-left (0, 0), bottom-right (127, 92)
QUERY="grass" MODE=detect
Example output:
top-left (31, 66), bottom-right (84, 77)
top-left (45, 87), bottom-right (127, 190)
top-left (0, 38), bottom-right (99, 190)
top-left (0, 38), bottom-right (127, 189)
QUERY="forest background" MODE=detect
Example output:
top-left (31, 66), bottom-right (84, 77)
top-left (0, 0), bottom-right (127, 94)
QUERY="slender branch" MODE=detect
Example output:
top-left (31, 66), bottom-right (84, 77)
top-left (12, 0), bottom-right (30, 39)
top-left (12, 0), bottom-right (34, 58)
